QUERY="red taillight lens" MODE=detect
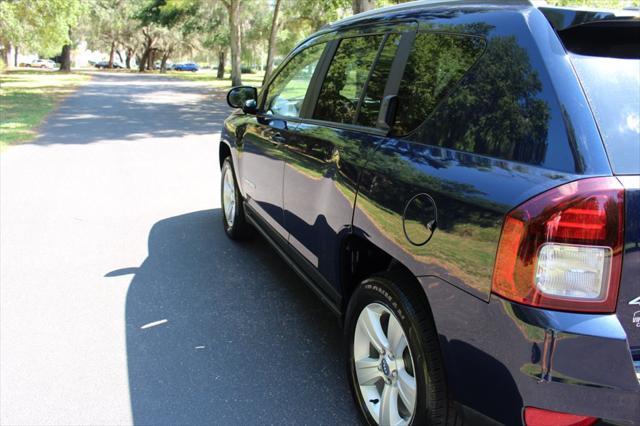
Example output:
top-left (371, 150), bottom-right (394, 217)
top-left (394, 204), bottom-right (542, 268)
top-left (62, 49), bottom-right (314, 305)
top-left (524, 407), bottom-right (598, 426)
top-left (492, 177), bottom-right (624, 313)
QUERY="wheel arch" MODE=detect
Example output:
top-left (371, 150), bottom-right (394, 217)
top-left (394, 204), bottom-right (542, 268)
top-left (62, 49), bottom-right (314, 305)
top-left (219, 141), bottom-right (232, 169)
top-left (339, 233), bottom-right (433, 320)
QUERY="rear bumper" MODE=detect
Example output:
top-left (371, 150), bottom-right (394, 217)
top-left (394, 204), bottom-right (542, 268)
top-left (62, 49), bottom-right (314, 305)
top-left (418, 275), bottom-right (640, 425)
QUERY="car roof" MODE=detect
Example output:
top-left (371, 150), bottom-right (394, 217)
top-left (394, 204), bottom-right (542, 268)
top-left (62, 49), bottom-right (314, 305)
top-left (322, 0), bottom-right (635, 33)
top-left (326, 0), bottom-right (532, 30)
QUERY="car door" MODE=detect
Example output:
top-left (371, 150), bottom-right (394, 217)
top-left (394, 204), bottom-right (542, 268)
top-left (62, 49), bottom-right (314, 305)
top-left (282, 30), bottom-right (413, 289)
top-left (237, 42), bottom-right (326, 236)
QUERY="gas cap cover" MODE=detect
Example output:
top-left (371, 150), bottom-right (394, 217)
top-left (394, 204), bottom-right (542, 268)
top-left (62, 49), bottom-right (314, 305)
top-left (402, 193), bottom-right (438, 246)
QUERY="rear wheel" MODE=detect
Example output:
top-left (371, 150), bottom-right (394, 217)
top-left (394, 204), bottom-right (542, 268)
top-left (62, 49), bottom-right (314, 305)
top-left (221, 157), bottom-right (252, 239)
top-left (345, 271), bottom-right (451, 426)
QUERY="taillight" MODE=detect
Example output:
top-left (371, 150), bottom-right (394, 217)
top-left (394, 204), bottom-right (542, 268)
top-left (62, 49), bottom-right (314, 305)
top-left (524, 407), bottom-right (598, 426)
top-left (492, 177), bottom-right (624, 313)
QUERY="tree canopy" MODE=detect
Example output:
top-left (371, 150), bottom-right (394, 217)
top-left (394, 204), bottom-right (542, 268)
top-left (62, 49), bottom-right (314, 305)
top-left (1, 0), bottom-right (638, 78)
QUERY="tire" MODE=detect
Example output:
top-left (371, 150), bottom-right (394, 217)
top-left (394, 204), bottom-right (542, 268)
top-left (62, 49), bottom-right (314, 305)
top-left (220, 157), bottom-right (252, 240)
top-left (344, 271), bottom-right (453, 426)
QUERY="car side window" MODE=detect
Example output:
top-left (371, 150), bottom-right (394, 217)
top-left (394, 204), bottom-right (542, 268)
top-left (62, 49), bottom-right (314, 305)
top-left (393, 33), bottom-right (485, 136)
top-left (264, 43), bottom-right (326, 118)
top-left (313, 35), bottom-right (386, 125)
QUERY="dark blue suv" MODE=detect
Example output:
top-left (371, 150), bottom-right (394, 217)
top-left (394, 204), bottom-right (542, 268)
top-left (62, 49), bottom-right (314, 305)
top-left (220, 1), bottom-right (640, 424)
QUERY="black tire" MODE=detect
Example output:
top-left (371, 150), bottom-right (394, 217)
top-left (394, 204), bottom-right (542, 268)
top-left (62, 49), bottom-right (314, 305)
top-left (220, 157), bottom-right (252, 240)
top-left (344, 270), bottom-right (453, 426)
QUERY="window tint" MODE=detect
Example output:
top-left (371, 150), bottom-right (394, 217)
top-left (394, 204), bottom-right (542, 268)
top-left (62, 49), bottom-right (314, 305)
top-left (411, 34), bottom-right (564, 169)
top-left (314, 35), bottom-right (384, 124)
top-left (357, 34), bottom-right (401, 128)
top-left (265, 43), bottom-right (325, 117)
top-left (394, 33), bottom-right (485, 136)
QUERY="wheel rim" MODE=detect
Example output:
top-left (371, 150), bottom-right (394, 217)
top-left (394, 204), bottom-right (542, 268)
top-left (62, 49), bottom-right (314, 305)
top-left (222, 166), bottom-right (236, 228)
top-left (354, 303), bottom-right (417, 426)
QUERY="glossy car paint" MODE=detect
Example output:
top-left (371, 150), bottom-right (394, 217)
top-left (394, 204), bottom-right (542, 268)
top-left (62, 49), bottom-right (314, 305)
top-left (219, 1), bottom-right (640, 424)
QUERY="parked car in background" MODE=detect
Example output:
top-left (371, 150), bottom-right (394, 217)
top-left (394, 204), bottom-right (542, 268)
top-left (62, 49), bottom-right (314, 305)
top-left (173, 62), bottom-right (199, 72)
top-left (27, 59), bottom-right (56, 69)
top-left (154, 61), bottom-right (174, 70)
top-left (220, 1), bottom-right (640, 425)
top-left (94, 60), bottom-right (124, 69)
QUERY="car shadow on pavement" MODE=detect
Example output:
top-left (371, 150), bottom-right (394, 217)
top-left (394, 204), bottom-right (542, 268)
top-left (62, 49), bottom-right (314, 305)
top-left (119, 209), bottom-right (361, 425)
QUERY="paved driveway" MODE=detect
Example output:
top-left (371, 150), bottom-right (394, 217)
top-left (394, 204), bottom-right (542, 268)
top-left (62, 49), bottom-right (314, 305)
top-left (0, 73), bottom-right (360, 425)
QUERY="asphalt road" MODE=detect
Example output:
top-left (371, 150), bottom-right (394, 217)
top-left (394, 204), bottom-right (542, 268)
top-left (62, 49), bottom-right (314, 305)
top-left (0, 73), bottom-right (361, 425)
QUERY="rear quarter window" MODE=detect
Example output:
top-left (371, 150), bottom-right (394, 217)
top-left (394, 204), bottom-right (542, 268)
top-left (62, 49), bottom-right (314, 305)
top-left (393, 32), bottom-right (485, 136)
top-left (406, 32), bottom-right (576, 171)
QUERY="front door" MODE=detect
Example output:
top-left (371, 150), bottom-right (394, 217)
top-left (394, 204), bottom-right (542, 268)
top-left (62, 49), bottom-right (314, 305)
top-left (238, 41), bottom-right (326, 236)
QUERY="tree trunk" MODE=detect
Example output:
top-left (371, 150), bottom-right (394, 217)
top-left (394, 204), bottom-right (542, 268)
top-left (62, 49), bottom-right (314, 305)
top-left (160, 51), bottom-right (170, 73)
top-left (139, 48), bottom-right (149, 72)
top-left (116, 49), bottom-right (124, 64)
top-left (139, 31), bottom-right (153, 72)
top-left (13, 46), bottom-right (18, 67)
top-left (59, 29), bottom-right (73, 72)
top-left (1, 43), bottom-right (9, 68)
top-left (217, 50), bottom-right (225, 79)
top-left (264, 0), bottom-right (281, 84)
top-left (108, 40), bottom-right (115, 68)
top-left (147, 49), bottom-right (155, 70)
top-left (226, 0), bottom-right (242, 86)
top-left (352, 0), bottom-right (375, 14)
top-left (59, 44), bottom-right (72, 71)
top-left (125, 48), bottom-right (134, 69)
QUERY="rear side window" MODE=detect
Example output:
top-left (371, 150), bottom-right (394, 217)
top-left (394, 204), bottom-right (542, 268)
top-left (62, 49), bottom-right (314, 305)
top-left (314, 34), bottom-right (403, 126)
top-left (264, 42), bottom-right (325, 118)
top-left (393, 33), bottom-right (485, 136)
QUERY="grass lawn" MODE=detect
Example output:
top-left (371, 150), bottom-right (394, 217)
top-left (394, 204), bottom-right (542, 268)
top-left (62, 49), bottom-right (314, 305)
top-left (0, 70), bottom-right (90, 150)
top-left (166, 70), bottom-right (265, 89)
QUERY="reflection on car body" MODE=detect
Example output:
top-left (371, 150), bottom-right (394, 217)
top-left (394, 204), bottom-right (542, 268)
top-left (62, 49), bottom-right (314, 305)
top-left (217, 2), bottom-right (640, 425)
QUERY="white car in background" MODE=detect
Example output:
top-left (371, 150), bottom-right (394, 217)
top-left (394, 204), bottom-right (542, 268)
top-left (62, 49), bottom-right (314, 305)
top-left (27, 59), bottom-right (57, 69)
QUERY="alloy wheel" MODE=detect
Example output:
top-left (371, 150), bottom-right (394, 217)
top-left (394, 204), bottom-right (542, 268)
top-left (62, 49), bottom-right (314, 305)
top-left (354, 303), bottom-right (417, 426)
top-left (222, 166), bottom-right (236, 228)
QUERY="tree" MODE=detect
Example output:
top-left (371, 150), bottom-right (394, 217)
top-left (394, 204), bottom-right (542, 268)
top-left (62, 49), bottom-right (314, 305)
top-left (0, 0), bottom-right (82, 68)
top-left (197, 2), bottom-right (230, 79)
top-left (352, 0), bottom-right (375, 14)
top-left (134, 0), bottom-right (201, 72)
top-left (59, 29), bottom-right (73, 72)
top-left (84, 0), bottom-right (143, 69)
top-left (221, 0), bottom-right (242, 86)
top-left (264, 0), bottom-right (282, 82)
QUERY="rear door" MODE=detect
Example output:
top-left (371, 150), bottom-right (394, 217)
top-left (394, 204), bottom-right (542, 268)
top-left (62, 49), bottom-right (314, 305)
top-left (281, 28), bottom-right (412, 289)
top-left (238, 42), bottom-right (325, 236)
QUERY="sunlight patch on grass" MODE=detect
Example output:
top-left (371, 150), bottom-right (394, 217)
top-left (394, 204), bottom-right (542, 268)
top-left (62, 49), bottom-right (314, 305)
top-left (0, 71), bottom-right (90, 149)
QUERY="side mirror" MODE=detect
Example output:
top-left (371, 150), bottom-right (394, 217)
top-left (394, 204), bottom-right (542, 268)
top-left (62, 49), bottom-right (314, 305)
top-left (227, 86), bottom-right (258, 112)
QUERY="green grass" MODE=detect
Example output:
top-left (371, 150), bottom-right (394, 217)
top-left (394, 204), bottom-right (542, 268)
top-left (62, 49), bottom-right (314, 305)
top-left (0, 70), bottom-right (90, 149)
top-left (166, 70), bottom-right (265, 89)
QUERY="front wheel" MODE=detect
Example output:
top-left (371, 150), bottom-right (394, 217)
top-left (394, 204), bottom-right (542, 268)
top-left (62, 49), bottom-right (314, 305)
top-left (345, 271), bottom-right (452, 426)
top-left (220, 157), bottom-right (252, 240)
